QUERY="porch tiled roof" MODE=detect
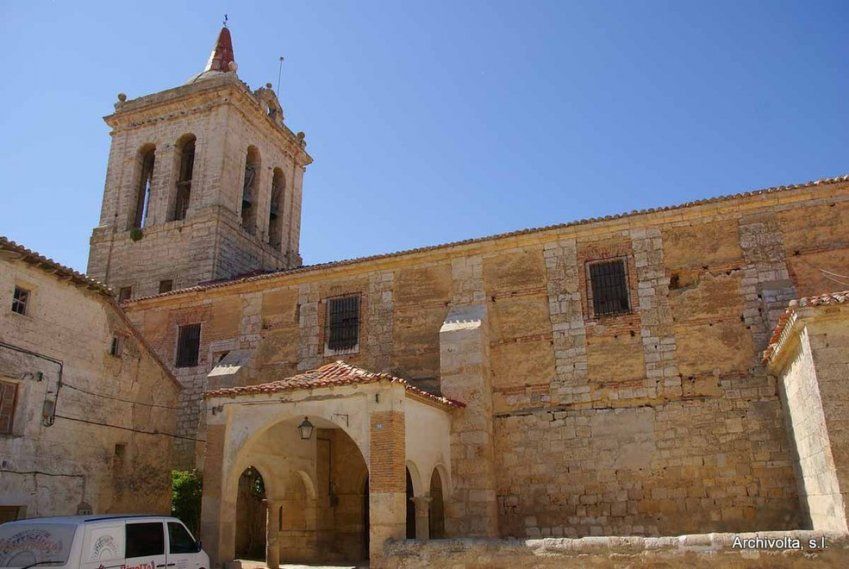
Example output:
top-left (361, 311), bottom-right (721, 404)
top-left (204, 360), bottom-right (465, 409)
top-left (763, 290), bottom-right (849, 362)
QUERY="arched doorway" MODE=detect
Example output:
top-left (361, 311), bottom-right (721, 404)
top-left (405, 468), bottom-right (416, 539)
top-left (235, 467), bottom-right (266, 560)
top-left (231, 416), bottom-right (370, 565)
top-left (429, 468), bottom-right (445, 538)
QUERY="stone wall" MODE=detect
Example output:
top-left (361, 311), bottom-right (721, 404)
top-left (380, 532), bottom-right (849, 568)
top-left (127, 177), bottom-right (849, 535)
top-left (493, 377), bottom-right (798, 538)
top-left (0, 254), bottom-right (180, 518)
top-left (770, 304), bottom-right (849, 532)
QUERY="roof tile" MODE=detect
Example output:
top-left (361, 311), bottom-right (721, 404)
top-left (205, 360), bottom-right (464, 409)
top-left (128, 173), bottom-right (849, 304)
top-left (763, 290), bottom-right (849, 362)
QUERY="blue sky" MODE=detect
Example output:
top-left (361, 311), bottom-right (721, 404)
top-left (1, 1), bottom-right (848, 272)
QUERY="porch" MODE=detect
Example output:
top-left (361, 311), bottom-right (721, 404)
top-left (200, 361), bottom-right (461, 568)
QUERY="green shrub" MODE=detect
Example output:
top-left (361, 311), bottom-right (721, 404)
top-left (171, 470), bottom-right (202, 536)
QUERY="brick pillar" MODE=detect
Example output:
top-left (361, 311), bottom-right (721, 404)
top-left (413, 496), bottom-right (431, 540)
top-left (265, 500), bottom-right (281, 569)
top-left (200, 422), bottom-right (236, 569)
top-left (369, 410), bottom-right (406, 561)
top-left (439, 303), bottom-right (499, 537)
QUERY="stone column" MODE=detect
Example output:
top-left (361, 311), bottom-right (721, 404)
top-left (413, 496), bottom-right (431, 540)
top-left (439, 303), bottom-right (499, 537)
top-left (200, 421), bottom-right (236, 569)
top-left (265, 500), bottom-right (281, 569)
top-left (369, 408), bottom-right (406, 561)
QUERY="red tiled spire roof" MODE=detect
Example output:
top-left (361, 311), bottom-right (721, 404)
top-left (205, 26), bottom-right (235, 72)
top-left (204, 361), bottom-right (464, 409)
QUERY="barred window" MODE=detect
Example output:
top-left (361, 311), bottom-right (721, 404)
top-left (159, 279), bottom-right (174, 294)
top-left (588, 258), bottom-right (630, 317)
top-left (12, 287), bottom-right (29, 315)
top-left (326, 296), bottom-right (360, 352)
top-left (176, 323), bottom-right (201, 368)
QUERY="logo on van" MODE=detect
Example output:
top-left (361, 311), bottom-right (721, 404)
top-left (0, 529), bottom-right (62, 556)
top-left (91, 535), bottom-right (118, 561)
top-left (122, 560), bottom-right (156, 569)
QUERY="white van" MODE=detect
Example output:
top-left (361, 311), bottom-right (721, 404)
top-left (0, 515), bottom-right (209, 569)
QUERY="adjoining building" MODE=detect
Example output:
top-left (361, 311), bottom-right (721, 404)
top-left (75, 23), bottom-right (849, 568)
top-left (0, 237), bottom-right (181, 521)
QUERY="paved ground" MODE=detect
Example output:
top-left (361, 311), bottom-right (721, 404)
top-left (236, 559), bottom-right (368, 569)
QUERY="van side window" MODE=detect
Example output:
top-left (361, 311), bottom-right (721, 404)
top-left (168, 522), bottom-right (196, 554)
top-left (126, 523), bottom-right (164, 558)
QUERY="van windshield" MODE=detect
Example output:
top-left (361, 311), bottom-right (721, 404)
top-left (0, 524), bottom-right (76, 568)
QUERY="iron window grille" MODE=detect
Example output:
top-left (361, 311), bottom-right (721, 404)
top-left (176, 323), bottom-right (201, 368)
top-left (159, 279), bottom-right (174, 294)
top-left (12, 287), bottom-right (29, 315)
top-left (588, 258), bottom-right (631, 317)
top-left (326, 295), bottom-right (360, 352)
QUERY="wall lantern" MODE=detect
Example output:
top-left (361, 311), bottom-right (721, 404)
top-left (298, 417), bottom-right (314, 440)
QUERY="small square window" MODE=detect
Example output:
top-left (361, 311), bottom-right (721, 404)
top-left (176, 323), bottom-right (201, 368)
top-left (118, 286), bottom-right (133, 302)
top-left (110, 336), bottom-right (124, 357)
top-left (12, 287), bottom-right (29, 315)
top-left (159, 279), bottom-right (174, 294)
top-left (588, 258), bottom-right (631, 317)
top-left (0, 380), bottom-right (18, 434)
top-left (326, 295), bottom-right (360, 352)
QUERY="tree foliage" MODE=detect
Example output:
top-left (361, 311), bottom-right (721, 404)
top-left (171, 470), bottom-right (203, 536)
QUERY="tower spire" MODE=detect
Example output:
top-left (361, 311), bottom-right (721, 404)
top-left (204, 23), bottom-right (236, 73)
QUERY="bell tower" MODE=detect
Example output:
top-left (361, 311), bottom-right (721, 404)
top-left (87, 25), bottom-right (312, 299)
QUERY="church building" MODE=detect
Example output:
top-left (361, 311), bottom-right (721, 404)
top-left (85, 25), bottom-right (849, 568)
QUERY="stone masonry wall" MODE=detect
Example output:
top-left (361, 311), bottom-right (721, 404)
top-left (380, 532), bottom-right (849, 569)
top-left (773, 310), bottom-right (849, 532)
top-left (88, 75), bottom-right (306, 299)
top-left (125, 179), bottom-right (849, 535)
top-left (805, 316), bottom-right (849, 528)
top-left (775, 326), bottom-right (845, 531)
top-left (0, 257), bottom-right (179, 517)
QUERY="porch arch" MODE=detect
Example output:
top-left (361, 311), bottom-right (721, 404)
top-left (227, 414), bottom-right (371, 566)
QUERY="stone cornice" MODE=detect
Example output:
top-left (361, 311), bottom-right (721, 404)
top-left (104, 74), bottom-right (312, 166)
